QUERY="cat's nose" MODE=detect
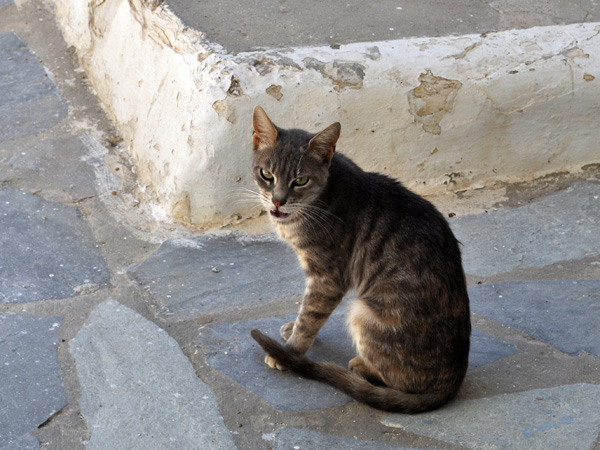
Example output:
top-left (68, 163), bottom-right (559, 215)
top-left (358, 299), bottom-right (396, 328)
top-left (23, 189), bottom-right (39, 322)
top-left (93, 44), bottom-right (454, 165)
top-left (273, 199), bottom-right (286, 209)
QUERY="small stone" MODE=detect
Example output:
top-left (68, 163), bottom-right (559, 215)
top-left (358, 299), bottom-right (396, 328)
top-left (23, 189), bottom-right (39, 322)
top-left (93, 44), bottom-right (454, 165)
top-left (73, 283), bottom-right (101, 295)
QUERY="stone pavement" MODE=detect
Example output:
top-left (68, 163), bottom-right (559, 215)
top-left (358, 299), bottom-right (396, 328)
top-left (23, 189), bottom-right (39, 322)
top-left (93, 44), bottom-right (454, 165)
top-left (1, 1), bottom-right (600, 450)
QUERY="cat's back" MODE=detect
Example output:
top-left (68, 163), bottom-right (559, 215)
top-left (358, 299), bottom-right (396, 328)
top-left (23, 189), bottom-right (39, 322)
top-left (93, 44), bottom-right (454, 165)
top-left (329, 153), bottom-right (452, 237)
top-left (327, 154), bottom-right (465, 294)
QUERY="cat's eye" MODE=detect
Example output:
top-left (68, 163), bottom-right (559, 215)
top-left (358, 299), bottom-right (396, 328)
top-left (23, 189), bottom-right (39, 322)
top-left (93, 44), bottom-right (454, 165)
top-left (293, 176), bottom-right (309, 187)
top-left (260, 169), bottom-right (274, 181)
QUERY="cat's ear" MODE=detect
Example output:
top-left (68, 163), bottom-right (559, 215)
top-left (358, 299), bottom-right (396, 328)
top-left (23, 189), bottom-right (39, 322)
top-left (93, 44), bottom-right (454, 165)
top-left (308, 122), bottom-right (341, 163)
top-left (252, 106), bottom-right (278, 150)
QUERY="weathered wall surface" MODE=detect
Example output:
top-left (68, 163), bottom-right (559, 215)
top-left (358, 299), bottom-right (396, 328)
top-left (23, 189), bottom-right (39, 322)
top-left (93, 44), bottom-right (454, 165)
top-left (53, 0), bottom-right (600, 227)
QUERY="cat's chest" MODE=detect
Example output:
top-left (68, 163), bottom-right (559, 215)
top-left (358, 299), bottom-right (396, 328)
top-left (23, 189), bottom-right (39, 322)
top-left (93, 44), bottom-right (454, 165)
top-left (274, 223), bottom-right (314, 268)
top-left (274, 222), bottom-right (305, 246)
top-left (276, 223), bottom-right (343, 274)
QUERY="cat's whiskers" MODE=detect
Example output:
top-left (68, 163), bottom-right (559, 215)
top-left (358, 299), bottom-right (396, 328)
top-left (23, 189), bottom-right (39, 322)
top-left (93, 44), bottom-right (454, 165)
top-left (304, 202), bottom-right (343, 223)
top-left (285, 202), bottom-right (338, 240)
top-left (297, 210), bottom-right (333, 240)
top-left (226, 188), bottom-right (268, 206)
top-left (225, 188), bottom-right (274, 221)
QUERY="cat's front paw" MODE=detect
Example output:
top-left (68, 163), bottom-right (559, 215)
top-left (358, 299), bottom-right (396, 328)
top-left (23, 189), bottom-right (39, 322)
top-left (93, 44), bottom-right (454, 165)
top-left (280, 321), bottom-right (295, 341)
top-left (265, 354), bottom-right (287, 371)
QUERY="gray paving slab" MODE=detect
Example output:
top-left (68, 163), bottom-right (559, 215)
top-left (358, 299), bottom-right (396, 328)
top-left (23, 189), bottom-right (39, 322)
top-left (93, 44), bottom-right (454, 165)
top-left (469, 280), bottom-right (600, 357)
top-left (382, 383), bottom-right (600, 450)
top-left (451, 182), bottom-right (600, 277)
top-left (0, 432), bottom-right (39, 450)
top-left (0, 32), bottom-right (68, 142)
top-left (273, 427), bottom-right (411, 450)
top-left (1, 133), bottom-right (120, 202)
top-left (166, 0), bottom-right (600, 53)
top-left (0, 185), bottom-right (111, 303)
top-left (469, 329), bottom-right (516, 369)
top-left (127, 233), bottom-right (304, 321)
top-left (2, 135), bottom-right (97, 202)
top-left (0, 313), bottom-right (66, 449)
top-left (69, 298), bottom-right (236, 450)
top-left (201, 311), bottom-right (353, 412)
top-left (199, 303), bottom-right (514, 412)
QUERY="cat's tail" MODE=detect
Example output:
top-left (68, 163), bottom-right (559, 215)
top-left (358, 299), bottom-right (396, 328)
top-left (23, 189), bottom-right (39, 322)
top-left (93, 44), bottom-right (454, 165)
top-left (250, 329), bottom-right (455, 413)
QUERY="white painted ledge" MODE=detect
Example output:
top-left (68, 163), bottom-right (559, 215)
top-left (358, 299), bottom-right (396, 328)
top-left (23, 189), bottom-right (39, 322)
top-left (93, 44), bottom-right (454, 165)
top-left (53, 0), bottom-right (600, 227)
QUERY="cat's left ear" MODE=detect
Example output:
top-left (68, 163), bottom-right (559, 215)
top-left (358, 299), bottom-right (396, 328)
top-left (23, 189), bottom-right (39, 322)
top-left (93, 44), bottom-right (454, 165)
top-left (308, 122), bottom-right (341, 163)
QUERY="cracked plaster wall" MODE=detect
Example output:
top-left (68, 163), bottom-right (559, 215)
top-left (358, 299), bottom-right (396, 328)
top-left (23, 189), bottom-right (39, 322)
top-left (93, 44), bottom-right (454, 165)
top-left (53, 0), bottom-right (600, 227)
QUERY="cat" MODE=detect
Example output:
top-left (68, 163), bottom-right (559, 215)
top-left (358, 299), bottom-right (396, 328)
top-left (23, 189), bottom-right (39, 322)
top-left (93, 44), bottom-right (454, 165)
top-left (249, 106), bottom-right (471, 413)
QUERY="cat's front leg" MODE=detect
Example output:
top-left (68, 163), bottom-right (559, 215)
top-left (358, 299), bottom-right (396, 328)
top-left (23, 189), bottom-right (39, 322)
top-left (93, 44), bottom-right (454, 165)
top-left (263, 322), bottom-right (295, 370)
top-left (265, 287), bottom-right (343, 370)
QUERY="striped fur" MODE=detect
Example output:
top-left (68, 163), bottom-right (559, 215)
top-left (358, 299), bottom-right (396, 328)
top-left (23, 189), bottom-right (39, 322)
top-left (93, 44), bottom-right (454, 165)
top-left (250, 106), bottom-right (471, 413)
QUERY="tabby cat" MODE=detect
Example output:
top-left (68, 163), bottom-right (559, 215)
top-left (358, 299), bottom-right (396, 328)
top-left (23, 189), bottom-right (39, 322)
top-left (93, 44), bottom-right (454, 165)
top-left (250, 106), bottom-right (471, 413)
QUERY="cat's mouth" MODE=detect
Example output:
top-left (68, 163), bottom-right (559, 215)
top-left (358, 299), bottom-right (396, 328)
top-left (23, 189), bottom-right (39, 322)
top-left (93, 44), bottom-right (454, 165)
top-left (269, 209), bottom-right (290, 220)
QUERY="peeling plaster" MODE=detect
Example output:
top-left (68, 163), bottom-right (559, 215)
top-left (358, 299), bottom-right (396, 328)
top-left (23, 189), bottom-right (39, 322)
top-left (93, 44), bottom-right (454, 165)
top-left (408, 70), bottom-right (462, 135)
top-left (227, 75), bottom-right (242, 96)
top-left (303, 57), bottom-right (366, 91)
top-left (563, 46), bottom-right (590, 59)
top-left (366, 46), bottom-right (381, 61)
top-left (266, 85), bottom-right (283, 101)
top-left (448, 41), bottom-right (481, 60)
top-left (170, 190), bottom-right (191, 223)
top-left (212, 100), bottom-right (236, 123)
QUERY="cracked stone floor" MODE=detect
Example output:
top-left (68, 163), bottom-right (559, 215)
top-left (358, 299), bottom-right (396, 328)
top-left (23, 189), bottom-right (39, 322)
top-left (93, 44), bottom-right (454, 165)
top-left (1, 1), bottom-right (600, 449)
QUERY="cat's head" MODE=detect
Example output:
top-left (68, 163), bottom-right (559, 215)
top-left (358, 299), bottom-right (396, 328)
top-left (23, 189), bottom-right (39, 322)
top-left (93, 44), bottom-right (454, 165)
top-left (251, 106), bottom-right (340, 223)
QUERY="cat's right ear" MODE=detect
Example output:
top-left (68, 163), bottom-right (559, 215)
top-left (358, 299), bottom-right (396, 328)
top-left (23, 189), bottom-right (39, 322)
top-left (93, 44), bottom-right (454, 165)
top-left (252, 106), bottom-right (278, 151)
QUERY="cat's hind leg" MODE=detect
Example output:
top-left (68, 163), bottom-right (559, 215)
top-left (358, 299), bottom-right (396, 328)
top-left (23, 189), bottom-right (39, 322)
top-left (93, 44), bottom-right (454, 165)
top-left (346, 299), bottom-right (388, 386)
top-left (349, 356), bottom-right (386, 386)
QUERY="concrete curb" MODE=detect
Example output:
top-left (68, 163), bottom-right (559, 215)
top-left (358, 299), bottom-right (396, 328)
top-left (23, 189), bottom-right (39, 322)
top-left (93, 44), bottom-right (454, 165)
top-left (52, 0), bottom-right (600, 227)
